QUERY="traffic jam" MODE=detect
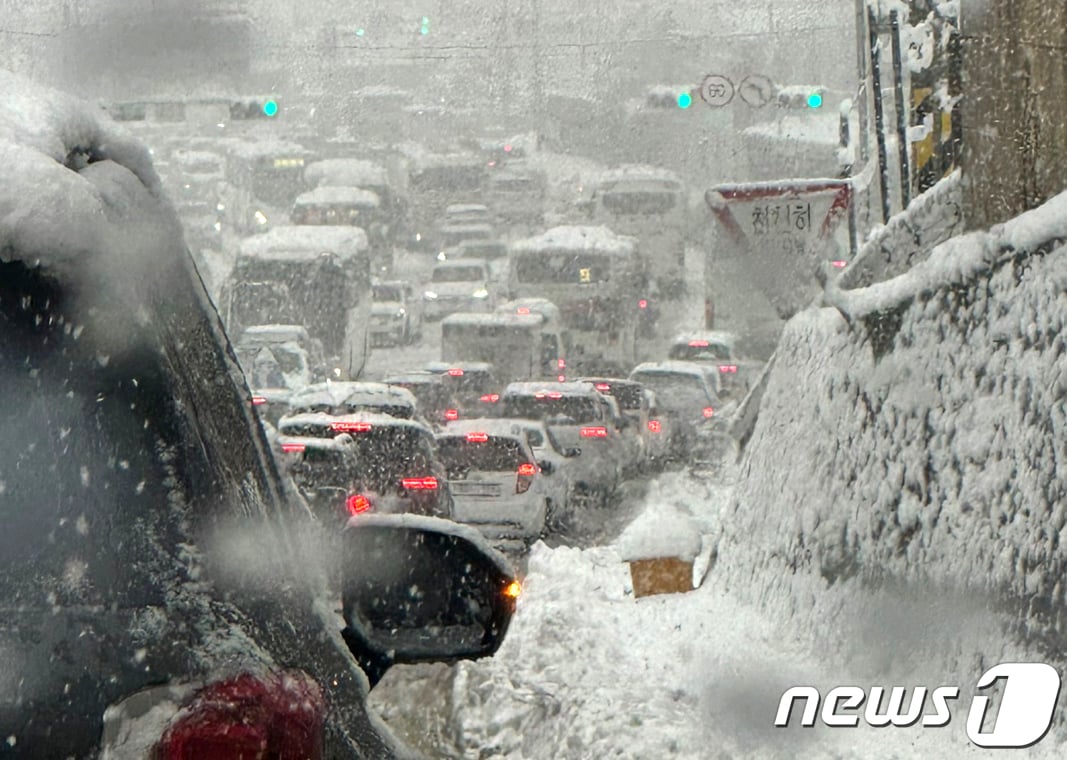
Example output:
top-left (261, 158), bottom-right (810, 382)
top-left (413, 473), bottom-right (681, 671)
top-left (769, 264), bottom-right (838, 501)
top-left (145, 99), bottom-right (766, 558)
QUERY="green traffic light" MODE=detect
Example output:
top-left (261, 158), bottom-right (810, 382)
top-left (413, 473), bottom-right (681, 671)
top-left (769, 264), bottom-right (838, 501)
top-left (263, 99), bottom-right (278, 117)
top-left (420, 16), bottom-right (430, 34)
top-left (677, 92), bottom-right (693, 109)
top-left (807, 92), bottom-right (823, 109)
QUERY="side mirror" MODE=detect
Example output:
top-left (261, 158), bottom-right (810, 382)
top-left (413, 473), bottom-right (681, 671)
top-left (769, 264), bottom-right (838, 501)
top-left (340, 514), bottom-right (519, 688)
top-left (537, 460), bottom-right (554, 475)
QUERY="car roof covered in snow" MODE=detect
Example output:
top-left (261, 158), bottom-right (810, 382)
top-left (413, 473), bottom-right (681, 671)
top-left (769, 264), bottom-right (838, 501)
top-left (0, 70), bottom-right (175, 272)
top-left (630, 361), bottom-right (716, 379)
top-left (442, 313), bottom-right (542, 328)
top-left (424, 361), bottom-right (495, 374)
top-left (503, 381), bottom-right (601, 398)
top-left (293, 186), bottom-right (380, 207)
top-left (445, 203), bottom-right (489, 215)
top-left (238, 324), bottom-right (312, 343)
top-left (438, 418), bottom-right (536, 442)
top-left (383, 371), bottom-right (449, 386)
top-left (288, 382), bottom-right (416, 410)
top-left (595, 165), bottom-right (684, 188)
top-left (509, 226), bottom-right (637, 254)
top-left (496, 298), bottom-right (561, 319)
top-left (670, 331), bottom-right (739, 350)
top-left (278, 410), bottom-right (429, 433)
top-left (238, 225), bottom-right (369, 260)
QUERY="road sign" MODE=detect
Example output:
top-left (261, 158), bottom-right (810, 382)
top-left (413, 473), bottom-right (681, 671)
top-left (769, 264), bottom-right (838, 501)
top-left (700, 75), bottom-right (734, 107)
top-left (705, 179), bottom-right (852, 320)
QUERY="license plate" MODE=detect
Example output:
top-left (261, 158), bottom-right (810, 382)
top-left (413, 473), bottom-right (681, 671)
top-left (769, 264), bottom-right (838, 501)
top-left (451, 482), bottom-right (502, 497)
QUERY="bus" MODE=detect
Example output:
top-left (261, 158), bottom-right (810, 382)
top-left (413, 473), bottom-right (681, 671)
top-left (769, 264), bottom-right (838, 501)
top-left (290, 186), bottom-right (393, 276)
top-left (219, 226), bottom-right (372, 380)
top-left (586, 165), bottom-right (688, 297)
top-left (441, 313), bottom-right (562, 385)
top-left (223, 140), bottom-right (316, 234)
top-left (507, 226), bottom-right (645, 376)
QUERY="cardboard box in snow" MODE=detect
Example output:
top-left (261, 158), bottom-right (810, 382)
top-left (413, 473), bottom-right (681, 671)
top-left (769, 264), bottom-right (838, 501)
top-left (617, 503), bottom-right (702, 598)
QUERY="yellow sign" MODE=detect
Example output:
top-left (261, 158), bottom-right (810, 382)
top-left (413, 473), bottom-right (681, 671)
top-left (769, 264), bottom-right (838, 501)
top-left (579, 267), bottom-right (591, 283)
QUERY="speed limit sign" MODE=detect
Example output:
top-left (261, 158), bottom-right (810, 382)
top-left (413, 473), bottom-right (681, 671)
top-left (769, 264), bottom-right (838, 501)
top-left (700, 75), bottom-right (735, 107)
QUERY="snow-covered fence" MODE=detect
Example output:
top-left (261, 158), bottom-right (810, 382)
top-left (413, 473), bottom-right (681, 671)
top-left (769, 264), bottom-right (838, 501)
top-left (717, 189), bottom-right (1067, 702)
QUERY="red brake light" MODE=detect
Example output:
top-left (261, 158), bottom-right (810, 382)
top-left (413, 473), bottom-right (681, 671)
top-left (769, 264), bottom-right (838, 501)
top-left (831, 260), bottom-right (848, 268)
top-left (595, 383), bottom-right (611, 391)
top-left (330, 421), bottom-right (372, 433)
top-left (251, 396), bottom-right (267, 406)
top-left (549, 391), bottom-right (563, 399)
top-left (557, 358), bottom-right (566, 369)
top-left (638, 299), bottom-right (648, 309)
top-left (504, 144), bottom-right (513, 153)
top-left (580, 426), bottom-right (608, 438)
top-left (689, 340), bottom-right (709, 347)
top-left (557, 375), bottom-right (566, 382)
top-left (648, 420), bottom-right (661, 433)
top-left (517, 462), bottom-right (537, 476)
top-left (480, 393), bottom-right (500, 403)
top-left (402, 476), bottom-right (438, 490)
top-left (448, 368), bottom-right (464, 376)
top-left (517, 307), bottom-right (531, 315)
top-left (718, 365), bottom-right (738, 374)
top-left (280, 442), bottom-right (306, 453)
top-left (703, 407), bottom-right (715, 419)
top-left (346, 494), bottom-right (372, 515)
top-left (445, 408), bottom-right (459, 421)
top-left (467, 432), bottom-right (489, 442)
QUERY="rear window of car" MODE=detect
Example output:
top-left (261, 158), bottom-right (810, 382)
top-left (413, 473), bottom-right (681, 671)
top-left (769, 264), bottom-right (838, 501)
top-left (438, 437), bottom-right (529, 475)
top-left (349, 427), bottom-right (437, 490)
top-left (501, 395), bottom-right (600, 424)
top-left (599, 384), bottom-right (643, 410)
top-left (630, 372), bottom-right (710, 403)
top-left (291, 448), bottom-right (350, 486)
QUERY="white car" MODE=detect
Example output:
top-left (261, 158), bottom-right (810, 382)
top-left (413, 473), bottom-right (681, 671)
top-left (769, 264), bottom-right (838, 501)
top-left (667, 330), bottom-right (764, 398)
top-left (423, 260), bottom-right (494, 320)
top-left (286, 382), bottom-right (421, 422)
top-left (507, 418), bottom-right (579, 528)
top-left (499, 382), bottom-right (625, 505)
top-left (436, 419), bottom-right (550, 550)
top-left (371, 280), bottom-right (423, 346)
top-left (629, 361), bottom-right (733, 458)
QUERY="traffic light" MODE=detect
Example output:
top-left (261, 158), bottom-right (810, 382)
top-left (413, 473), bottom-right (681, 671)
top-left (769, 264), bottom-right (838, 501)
top-left (229, 97), bottom-right (280, 120)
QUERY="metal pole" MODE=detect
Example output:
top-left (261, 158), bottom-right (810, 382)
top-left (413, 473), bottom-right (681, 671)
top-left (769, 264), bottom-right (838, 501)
top-left (890, 9), bottom-right (912, 208)
top-left (868, 7), bottom-right (892, 223)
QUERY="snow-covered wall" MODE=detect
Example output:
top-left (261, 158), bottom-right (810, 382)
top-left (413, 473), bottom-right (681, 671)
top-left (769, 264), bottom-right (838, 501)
top-left (717, 191), bottom-right (1067, 689)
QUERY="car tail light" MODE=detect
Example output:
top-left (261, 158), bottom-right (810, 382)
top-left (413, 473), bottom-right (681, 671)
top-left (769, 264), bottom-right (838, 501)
top-left (280, 442), bottom-right (306, 453)
top-left (402, 476), bottom-right (438, 490)
top-left (549, 391), bottom-right (563, 399)
top-left (251, 396), bottom-right (267, 406)
top-left (155, 671), bottom-right (324, 760)
top-left (346, 493), bottom-right (372, 516)
top-left (448, 368), bottom-right (464, 376)
top-left (831, 260), bottom-right (848, 268)
top-left (648, 420), bottom-right (661, 433)
top-left (445, 408), bottom-right (459, 421)
top-left (703, 407), bottom-right (715, 419)
top-left (595, 383), bottom-right (611, 391)
top-left (517, 462), bottom-right (538, 476)
top-left (638, 299), bottom-right (648, 309)
top-left (557, 358), bottom-right (566, 369)
top-left (467, 432), bottom-right (489, 442)
top-left (689, 339), bottom-right (709, 347)
top-left (580, 426), bottom-right (608, 438)
top-left (330, 421), bottom-right (372, 433)
top-left (557, 375), bottom-right (566, 382)
top-left (480, 393), bottom-right (499, 403)
top-left (516, 463), bottom-right (536, 493)
top-left (718, 365), bottom-right (738, 374)
top-left (517, 307), bottom-right (531, 315)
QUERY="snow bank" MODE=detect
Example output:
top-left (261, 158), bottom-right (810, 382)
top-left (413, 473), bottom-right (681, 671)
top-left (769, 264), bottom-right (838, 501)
top-left (616, 501), bottom-right (702, 562)
top-left (718, 190), bottom-right (1067, 709)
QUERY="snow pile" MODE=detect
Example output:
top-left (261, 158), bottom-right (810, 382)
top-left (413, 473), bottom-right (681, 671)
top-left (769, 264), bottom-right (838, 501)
top-left (616, 500), bottom-right (703, 563)
top-left (717, 190), bottom-right (1067, 694)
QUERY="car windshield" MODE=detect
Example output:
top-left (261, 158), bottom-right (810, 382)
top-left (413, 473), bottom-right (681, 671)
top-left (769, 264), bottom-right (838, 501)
top-left (437, 437), bottom-right (529, 475)
top-left (432, 266), bottom-right (485, 283)
top-left (27, 2), bottom-right (1067, 758)
top-left (501, 395), bottom-right (599, 424)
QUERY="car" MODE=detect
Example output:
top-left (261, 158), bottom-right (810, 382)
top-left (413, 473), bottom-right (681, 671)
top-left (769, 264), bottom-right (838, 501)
top-left (499, 381), bottom-right (625, 505)
top-left (578, 377), bottom-right (656, 473)
top-left (436, 420), bottom-right (551, 550)
top-left (507, 418), bottom-right (580, 528)
top-left (1, 71), bottom-right (515, 757)
top-left (441, 237), bottom-right (510, 289)
top-left (282, 434), bottom-right (364, 523)
top-left (424, 361), bottom-right (501, 417)
top-left (383, 370), bottom-right (461, 427)
top-left (235, 323), bottom-right (326, 379)
top-left (286, 381), bottom-right (421, 421)
top-left (276, 413), bottom-right (452, 519)
top-left (628, 361), bottom-right (732, 459)
top-left (424, 259), bottom-right (495, 320)
top-left (667, 330), bottom-right (763, 398)
top-left (371, 279), bottom-right (423, 345)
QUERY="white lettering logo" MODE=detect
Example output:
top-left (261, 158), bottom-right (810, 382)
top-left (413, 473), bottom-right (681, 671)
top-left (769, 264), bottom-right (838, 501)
top-left (775, 663), bottom-right (1060, 748)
